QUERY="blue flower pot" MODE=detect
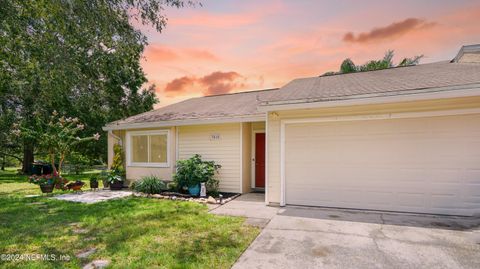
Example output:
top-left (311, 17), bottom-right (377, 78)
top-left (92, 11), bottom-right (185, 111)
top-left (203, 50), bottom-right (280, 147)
top-left (188, 184), bottom-right (200, 196)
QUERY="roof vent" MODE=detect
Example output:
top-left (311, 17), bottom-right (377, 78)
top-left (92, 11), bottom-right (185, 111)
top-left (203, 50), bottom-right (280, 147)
top-left (453, 44), bottom-right (480, 63)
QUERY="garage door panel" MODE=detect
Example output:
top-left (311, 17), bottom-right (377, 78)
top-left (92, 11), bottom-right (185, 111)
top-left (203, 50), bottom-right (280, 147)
top-left (285, 114), bottom-right (480, 216)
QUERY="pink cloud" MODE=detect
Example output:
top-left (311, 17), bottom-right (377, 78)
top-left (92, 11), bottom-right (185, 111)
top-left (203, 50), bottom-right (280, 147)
top-left (143, 44), bottom-right (219, 62)
top-left (343, 18), bottom-right (436, 43)
top-left (199, 71), bottom-right (243, 95)
top-left (143, 45), bottom-right (179, 61)
top-left (164, 76), bottom-right (196, 94)
top-left (163, 71), bottom-right (245, 97)
top-left (183, 49), bottom-right (219, 61)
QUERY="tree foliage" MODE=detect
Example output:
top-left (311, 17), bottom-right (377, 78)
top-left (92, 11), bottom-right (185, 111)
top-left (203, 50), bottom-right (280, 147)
top-left (111, 144), bottom-right (125, 177)
top-left (0, 0), bottom-right (196, 171)
top-left (323, 50), bottom-right (423, 76)
top-left (340, 58), bottom-right (357, 74)
top-left (15, 111), bottom-right (100, 175)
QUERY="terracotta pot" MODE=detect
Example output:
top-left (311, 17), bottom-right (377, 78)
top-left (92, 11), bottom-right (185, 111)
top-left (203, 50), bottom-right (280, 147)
top-left (40, 184), bottom-right (54, 193)
top-left (110, 181), bottom-right (123, 190)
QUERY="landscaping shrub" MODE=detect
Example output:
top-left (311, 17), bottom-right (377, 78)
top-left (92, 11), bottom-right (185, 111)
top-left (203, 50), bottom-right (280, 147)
top-left (133, 176), bottom-right (167, 194)
top-left (173, 154), bottom-right (221, 194)
top-left (110, 144), bottom-right (125, 177)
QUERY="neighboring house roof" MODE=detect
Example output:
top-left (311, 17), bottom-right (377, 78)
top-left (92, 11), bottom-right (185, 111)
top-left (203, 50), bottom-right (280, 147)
top-left (454, 44), bottom-right (480, 63)
top-left (104, 88), bottom-right (278, 130)
top-left (259, 61), bottom-right (480, 106)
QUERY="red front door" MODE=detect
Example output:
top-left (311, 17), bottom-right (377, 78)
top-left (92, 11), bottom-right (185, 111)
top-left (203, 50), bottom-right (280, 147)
top-left (255, 133), bottom-right (266, 188)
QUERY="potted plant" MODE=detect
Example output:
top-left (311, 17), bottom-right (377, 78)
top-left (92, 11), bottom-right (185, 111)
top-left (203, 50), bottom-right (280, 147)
top-left (28, 174), bottom-right (56, 193)
top-left (173, 154), bottom-right (221, 196)
top-left (98, 171), bottom-right (110, 188)
top-left (107, 144), bottom-right (125, 190)
top-left (108, 173), bottom-right (123, 190)
top-left (89, 176), bottom-right (99, 189)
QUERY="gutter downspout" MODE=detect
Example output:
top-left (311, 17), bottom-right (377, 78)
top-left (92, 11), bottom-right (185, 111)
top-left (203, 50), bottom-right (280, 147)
top-left (109, 130), bottom-right (122, 146)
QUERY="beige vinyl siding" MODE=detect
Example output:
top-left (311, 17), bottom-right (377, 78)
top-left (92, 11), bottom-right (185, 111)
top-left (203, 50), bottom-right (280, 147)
top-left (252, 121), bottom-right (265, 131)
top-left (242, 122), bottom-right (252, 193)
top-left (178, 123), bottom-right (241, 193)
top-left (107, 127), bottom-right (177, 183)
top-left (266, 96), bottom-right (480, 205)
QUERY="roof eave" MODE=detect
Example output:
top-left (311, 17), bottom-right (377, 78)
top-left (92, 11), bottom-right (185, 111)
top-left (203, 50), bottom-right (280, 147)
top-left (102, 114), bottom-right (266, 131)
top-left (257, 83), bottom-right (480, 112)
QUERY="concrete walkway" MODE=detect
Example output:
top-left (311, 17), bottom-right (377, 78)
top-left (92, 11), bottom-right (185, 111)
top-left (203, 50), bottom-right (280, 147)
top-left (210, 193), bottom-right (279, 228)
top-left (217, 194), bottom-right (480, 269)
top-left (53, 190), bottom-right (132, 204)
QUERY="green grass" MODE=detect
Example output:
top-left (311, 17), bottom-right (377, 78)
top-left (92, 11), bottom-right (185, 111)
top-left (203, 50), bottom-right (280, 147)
top-left (0, 168), bottom-right (259, 268)
top-left (0, 167), bottom-right (103, 197)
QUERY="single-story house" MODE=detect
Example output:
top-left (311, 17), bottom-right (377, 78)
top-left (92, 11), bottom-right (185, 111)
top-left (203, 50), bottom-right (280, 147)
top-left (104, 44), bottom-right (480, 216)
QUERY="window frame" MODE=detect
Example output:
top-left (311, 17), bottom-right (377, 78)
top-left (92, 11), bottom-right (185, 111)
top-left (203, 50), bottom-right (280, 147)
top-left (126, 130), bottom-right (171, 168)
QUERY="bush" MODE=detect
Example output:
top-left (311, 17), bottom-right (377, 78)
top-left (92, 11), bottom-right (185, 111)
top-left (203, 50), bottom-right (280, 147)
top-left (65, 151), bottom-right (91, 174)
top-left (89, 176), bottom-right (98, 183)
top-left (133, 176), bottom-right (167, 194)
top-left (110, 144), bottom-right (125, 178)
top-left (173, 154), bottom-right (221, 193)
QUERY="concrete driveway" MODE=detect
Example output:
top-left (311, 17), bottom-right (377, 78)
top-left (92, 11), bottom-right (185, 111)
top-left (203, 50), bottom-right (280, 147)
top-left (214, 194), bottom-right (480, 269)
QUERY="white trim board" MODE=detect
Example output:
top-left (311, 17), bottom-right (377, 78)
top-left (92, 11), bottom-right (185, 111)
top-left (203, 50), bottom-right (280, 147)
top-left (239, 123), bottom-right (243, 194)
top-left (125, 129), bottom-right (171, 168)
top-left (104, 114), bottom-right (265, 131)
top-left (278, 108), bottom-right (480, 206)
top-left (265, 114), bottom-right (269, 205)
top-left (175, 126), bottom-right (179, 163)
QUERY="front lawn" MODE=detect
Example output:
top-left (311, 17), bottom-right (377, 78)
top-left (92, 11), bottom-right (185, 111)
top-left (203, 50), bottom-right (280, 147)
top-left (0, 168), bottom-right (259, 268)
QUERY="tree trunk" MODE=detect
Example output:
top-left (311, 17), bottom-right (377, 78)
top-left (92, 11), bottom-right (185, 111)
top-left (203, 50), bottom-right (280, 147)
top-left (1, 154), bottom-right (5, 171)
top-left (58, 153), bottom-right (65, 176)
top-left (22, 142), bottom-right (34, 174)
top-left (50, 152), bottom-right (58, 176)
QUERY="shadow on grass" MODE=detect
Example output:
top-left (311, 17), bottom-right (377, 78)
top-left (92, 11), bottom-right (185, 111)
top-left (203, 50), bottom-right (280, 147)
top-left (0, 195), bottom-right (258, 269)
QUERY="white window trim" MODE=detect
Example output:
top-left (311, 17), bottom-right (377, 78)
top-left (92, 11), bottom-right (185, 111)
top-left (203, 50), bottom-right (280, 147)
top-left (126, 130), bottom-right (171, 168)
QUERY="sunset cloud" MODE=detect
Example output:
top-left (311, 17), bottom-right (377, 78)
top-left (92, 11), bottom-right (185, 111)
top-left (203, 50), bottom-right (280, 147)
top-left (143, 45), bottom-right (178, 61)
top-left (183, 49), bottom-right (219, 61)
top-left (143, 44), bottom-right (219, 62)
top-left (343, 18), bottom-right (435, 43)
top-left (199, 71), bottom-right (243, 95)
top-left (164, 76), bottom-right (196, 93)
top-left (164, 71), bottom-right (245, 96)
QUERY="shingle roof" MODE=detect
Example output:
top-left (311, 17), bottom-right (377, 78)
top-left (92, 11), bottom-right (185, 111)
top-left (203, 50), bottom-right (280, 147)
top-left (260, 61), bottom-right (480, 104)
top-left (106, 60), bottom-right (480, 129)
top-left (106, 88), bottom-right (278, 127)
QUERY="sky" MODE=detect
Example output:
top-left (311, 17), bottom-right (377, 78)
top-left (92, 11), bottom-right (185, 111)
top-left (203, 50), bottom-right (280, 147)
top-left (137, 0), bottom-right (480, 107)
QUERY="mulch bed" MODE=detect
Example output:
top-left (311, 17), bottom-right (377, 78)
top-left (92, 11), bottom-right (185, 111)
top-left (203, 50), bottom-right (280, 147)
top-left (160, 191), bottom-right (239, 199)
top-left (132, 191), bottom-right (241, 205)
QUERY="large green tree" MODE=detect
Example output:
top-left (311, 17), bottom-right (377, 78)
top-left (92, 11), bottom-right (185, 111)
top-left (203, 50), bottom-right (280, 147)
top-left (0, 0), bottom-right (196, 173)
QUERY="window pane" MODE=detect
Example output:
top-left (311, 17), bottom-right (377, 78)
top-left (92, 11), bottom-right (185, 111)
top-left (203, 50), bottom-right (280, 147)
top-left (131, 135), bottom-right (148, 163)
top-left (150, 134), bottom-right (168, 163)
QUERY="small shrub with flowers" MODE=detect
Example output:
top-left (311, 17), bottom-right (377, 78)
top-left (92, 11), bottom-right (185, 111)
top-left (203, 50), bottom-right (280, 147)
top-left (28, 174), bottom-right (56, 186)
top-left (13, 111), bottom-right (100, 176)
top-left (28, 173), bottom-right (69, 189)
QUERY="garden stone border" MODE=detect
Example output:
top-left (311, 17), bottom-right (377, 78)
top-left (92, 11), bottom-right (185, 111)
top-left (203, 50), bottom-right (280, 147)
top-left (132, 192), bottom-right (240, 205)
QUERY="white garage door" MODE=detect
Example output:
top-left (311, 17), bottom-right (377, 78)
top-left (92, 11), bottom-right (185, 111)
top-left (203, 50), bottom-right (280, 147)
top-left (285, 113), bottom-right (480, 216)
